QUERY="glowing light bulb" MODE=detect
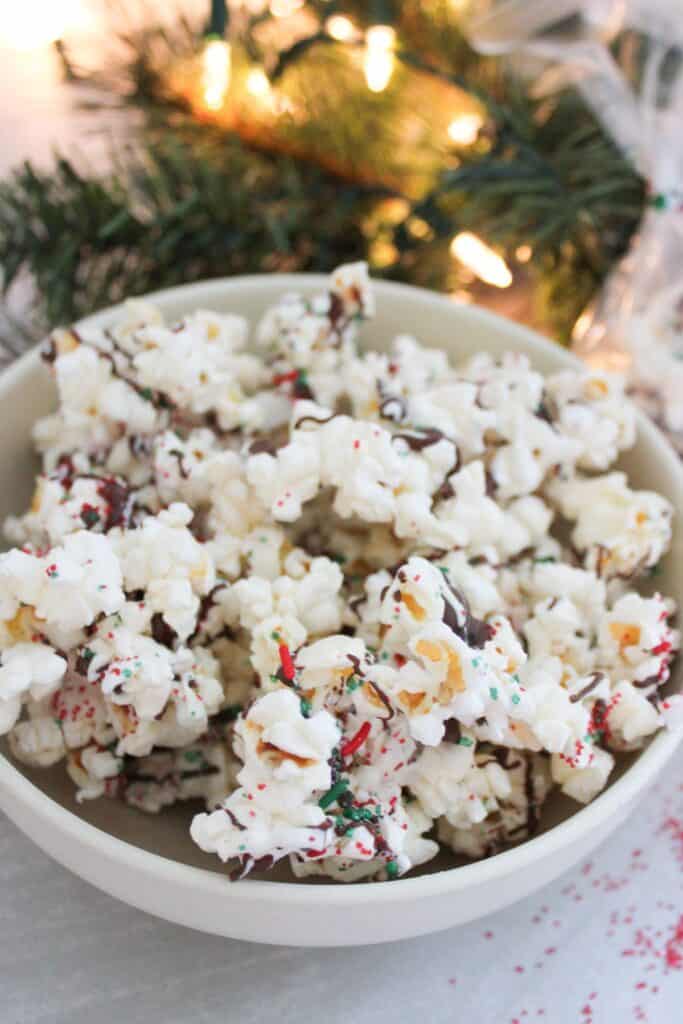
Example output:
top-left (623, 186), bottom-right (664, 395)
top-left (326, 15), bottom-right (356, 42)
top-left (202, 38), bottom-right (232, 111)
top-left (447, 111), bottom-right (483, 146)
top-left (246, 67), bottom-right (271, 98)
top-left (515, 244), bottom-right (532, 263)
top-left (0, 0), bottom-right (82, 50)
top-left (450, 233), bottom-right (512, 288)
top-left (270, 0), bottom-right (304, 16)
top-left (364, 25), bottom-right (396, 93)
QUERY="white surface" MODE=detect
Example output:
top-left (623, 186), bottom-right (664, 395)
top-left (0, 26), bottom-right (682, 1024)
top-left (1, 749), bottom-right (682, 1024)
top-left (1, 277), bottom-right (682, 950)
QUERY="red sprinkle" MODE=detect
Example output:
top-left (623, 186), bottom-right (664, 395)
top-left (278, 644), bottom-right (296, 682)
top-left (272, 370), bottom-right (299, 387)
top-left (341, 721), bottom-right (371, 759)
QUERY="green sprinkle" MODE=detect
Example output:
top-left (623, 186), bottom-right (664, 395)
top-left (438, 566), bottom-right (449, 578)
top-left (80, 507), bottom-right (100, 528)
top-left (386, 860), bottom-right (399, 879)
top-left (238, 844), bottom-right (246, 852)
top-left (489, 686), bottom-right (499, 700)
top-left (123, 669), bottom-right (132, 679)
top-left (511, 693), bottom-right (521, 705)
top-left (458, 736), bottom-right (474, 748)
top-left (512, 674), bottom-right (521, 684)
top-left (318, 778), bottom-right (349, 810)
top-left (472, 657), bottom-right (480, 668)
top-left (184, 749), bottom-right (203, 763)
top-left (533, 556), bottom-right (556, 564)
top-left (140, 387), bottom-right (153, 401)
top-left (300, 697), bottom-right (312, 718)
top-left (270, 630), bottom-right (281, 642)
top-left (347, 675), bottom-right (362, 693)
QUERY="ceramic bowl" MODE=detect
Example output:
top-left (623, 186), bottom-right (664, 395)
top-left (0, 276), bottom-right (681, 946)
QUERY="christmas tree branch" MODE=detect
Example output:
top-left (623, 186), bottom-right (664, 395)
top-left (0, 2), bottom-right (645, 351)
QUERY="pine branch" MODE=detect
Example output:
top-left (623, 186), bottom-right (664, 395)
top-left (0, 128), bottom-right (378, 333)
top-left (0, 3), bottom-right (646, 349)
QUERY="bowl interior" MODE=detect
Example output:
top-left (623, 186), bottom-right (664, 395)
top-left (1, 276), bottom-right (681, 883)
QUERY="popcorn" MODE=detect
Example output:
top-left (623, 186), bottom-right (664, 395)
top-left (598, 592), bottom-right (679, 690)
top-left (0, 263), bottom-right (678, 884)
top-left (66, 744), bottom-right (123, 801)
top-left (549, 472), bottom-right (673, 578)
top-left (544, 370), bottom-right (636, 470)
top-left (0, 531), bottom-right (125, 648)
top-left (8, 714), bottom-right (66, 767)
top-left (437, 747), bottom-right (553, 859)
top-left (0, 643), bottom-right (66, 731)
top-left (191, 689), bottom-right (340, 871)
top-left (111, 504), bottom-right (215, 641)
top-left (552, 745), bottom-right (615, 804)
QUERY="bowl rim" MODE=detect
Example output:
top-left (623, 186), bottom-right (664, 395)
top-left (1, 273), bottom-right (681, 907)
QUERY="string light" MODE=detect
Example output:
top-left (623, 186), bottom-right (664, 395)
top-left (245, 67), bottom-right (271, 98)
top-left (326, 15), bottom-right (357, 42)
top-left (202, 38), bottom-right (232, 111)
top-left (364, 24), bottom-right (396, 93)
top-left (447, 111), bottom-right (483, 146)
top-left (450, 233), bottom-right (513, 288)
top-left (0, 0), bottom-right (83, 50)
top-left (515, 244), bottom-right (532, 263)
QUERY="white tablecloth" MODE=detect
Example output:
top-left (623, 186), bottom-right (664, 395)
top-left (1, 34), bottom-right (682, 1024)
top-left (2, 746), bottom-right (682, 1024)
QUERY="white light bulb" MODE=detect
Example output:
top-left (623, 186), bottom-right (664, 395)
top-left (447, 112), bottom-right (483, 146)
top-left (450, 233), bottom-right (512, 288)
top-left (364, 25), bottom-right (396, 94)
top-left (326, 15), bottom-right (356, 42)
top-left (246, 68), bottom-right (271, 98)
top-left (202, 38), bottom-right (232, 111)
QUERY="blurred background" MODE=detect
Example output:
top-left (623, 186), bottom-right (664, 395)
top-left (0, 1), bottom-right (651, 345)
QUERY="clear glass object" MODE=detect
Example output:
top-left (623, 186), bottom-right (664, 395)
top-left (467, 0), bottom-right (683, 452)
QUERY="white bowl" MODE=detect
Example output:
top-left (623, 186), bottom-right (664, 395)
top-left (0, 276), bottom-right (681, 947)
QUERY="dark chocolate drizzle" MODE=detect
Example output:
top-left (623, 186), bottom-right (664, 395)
top-left (151, 613), bottom-right (178, 650)
top-left (438, 573), bottom-right (494, 650)
top-left (248, 437), bottom-right (280, 456)
top-left (392, 428), bottom-right (447, 452)
top-left (442, 718), bottom-right (462, 744)
top-left (569, 672), bottom-right (605, 703)
top-left (379, 395), bottom-right (407, 424)
top-left (293, 412), bottom-right (337, 430)
top-left (187, 583), bottom-right (229, 644)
